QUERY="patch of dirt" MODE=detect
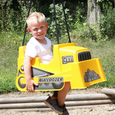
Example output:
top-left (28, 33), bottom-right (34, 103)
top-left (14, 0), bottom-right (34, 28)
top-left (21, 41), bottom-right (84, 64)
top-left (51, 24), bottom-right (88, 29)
top-left (0, 88), bottom-right (115, 115)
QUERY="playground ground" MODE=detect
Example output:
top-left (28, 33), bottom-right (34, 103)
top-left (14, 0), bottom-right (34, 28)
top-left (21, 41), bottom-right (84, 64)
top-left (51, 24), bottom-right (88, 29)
top-left (0, 88), bottom-right (115, 115)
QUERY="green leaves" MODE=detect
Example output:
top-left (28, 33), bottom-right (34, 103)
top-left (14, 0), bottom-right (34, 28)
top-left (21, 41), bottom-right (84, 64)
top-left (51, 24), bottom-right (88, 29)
top-left (47, 2), bottom-right (72, 40)
top-left (100, 5), bottom-right (115, 40)
top-left (0, 0), bottom-right (7, 6)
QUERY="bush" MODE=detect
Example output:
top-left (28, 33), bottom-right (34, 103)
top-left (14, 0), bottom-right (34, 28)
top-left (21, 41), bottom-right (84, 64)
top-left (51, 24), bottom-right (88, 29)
top-left (47, 2), bottom-right (72, 41)
top-left (100, 6), bottom-right (115, 40)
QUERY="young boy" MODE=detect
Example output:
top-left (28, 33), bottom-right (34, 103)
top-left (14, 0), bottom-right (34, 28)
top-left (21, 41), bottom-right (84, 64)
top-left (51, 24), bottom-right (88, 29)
top-left (24, 12), bottom-right (71, 115)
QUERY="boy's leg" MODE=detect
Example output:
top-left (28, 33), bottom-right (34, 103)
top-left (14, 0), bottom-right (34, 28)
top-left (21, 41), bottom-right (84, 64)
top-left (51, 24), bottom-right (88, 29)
top-left (57, 82), bottom-right (71, 107)
top-left (57, 82), bottom-right (71, 115)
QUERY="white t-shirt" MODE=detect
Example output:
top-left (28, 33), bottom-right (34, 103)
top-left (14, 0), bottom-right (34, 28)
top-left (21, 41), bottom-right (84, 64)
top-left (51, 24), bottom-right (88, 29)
top-left (25, 37), bottom-right (53, 64)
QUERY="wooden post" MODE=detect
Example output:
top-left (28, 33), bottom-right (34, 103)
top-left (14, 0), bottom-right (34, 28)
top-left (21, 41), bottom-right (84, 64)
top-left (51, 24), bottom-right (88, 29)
top-left (0, 92), bottom-right (115, 110)
top-left (0, 99), bottom-right (115, 109)
top-left (0, 94), bottom-right (114, 104)
top-left (101, 88), bottom-right (115, 96)
top-left (7, 105), bottom-right (108, 112)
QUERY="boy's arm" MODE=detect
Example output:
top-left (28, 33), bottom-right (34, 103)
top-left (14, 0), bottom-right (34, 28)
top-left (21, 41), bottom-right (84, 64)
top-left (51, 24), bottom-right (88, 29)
top-left (24, 56), bottom-right (38, 92)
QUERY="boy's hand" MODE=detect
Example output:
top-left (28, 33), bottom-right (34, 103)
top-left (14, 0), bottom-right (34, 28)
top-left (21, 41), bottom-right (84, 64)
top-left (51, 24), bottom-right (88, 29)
top-left (26, 79), bottom-right (38, 92)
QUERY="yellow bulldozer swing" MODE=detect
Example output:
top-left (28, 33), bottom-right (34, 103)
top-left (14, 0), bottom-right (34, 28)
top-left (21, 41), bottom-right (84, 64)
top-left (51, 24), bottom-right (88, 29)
top-left (16, 0), bottom-right (106, 92)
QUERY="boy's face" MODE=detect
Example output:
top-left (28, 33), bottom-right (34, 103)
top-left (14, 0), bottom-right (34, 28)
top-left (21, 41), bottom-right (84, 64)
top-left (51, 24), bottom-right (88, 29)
top-left (27, 18), bottom-right (48, 41)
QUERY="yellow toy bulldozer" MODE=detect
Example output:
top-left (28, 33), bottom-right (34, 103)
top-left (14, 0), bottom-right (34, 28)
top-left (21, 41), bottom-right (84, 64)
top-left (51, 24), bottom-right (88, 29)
top-left (16, 43), bottom-right (106, 91)
top-left (15, 0), bottom-right (106, 91)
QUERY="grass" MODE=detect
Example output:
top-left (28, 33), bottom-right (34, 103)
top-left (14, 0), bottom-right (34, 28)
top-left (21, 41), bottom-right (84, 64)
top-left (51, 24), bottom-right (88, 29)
top-left (0, 31), bottom-right (32, 94)
top-left (0, 31), bottom-right (115, 94)
top-left (0, 45), bottom-right (18, 94)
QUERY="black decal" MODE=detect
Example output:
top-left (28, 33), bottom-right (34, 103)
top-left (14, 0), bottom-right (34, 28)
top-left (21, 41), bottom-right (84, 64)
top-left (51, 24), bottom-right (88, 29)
top-left (84, 69), bottom-right (100, 82)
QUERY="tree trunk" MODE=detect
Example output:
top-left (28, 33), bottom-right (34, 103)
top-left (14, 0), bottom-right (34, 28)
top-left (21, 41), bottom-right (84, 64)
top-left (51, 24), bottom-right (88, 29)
top-left (87, 0), bottom-right (100, 30)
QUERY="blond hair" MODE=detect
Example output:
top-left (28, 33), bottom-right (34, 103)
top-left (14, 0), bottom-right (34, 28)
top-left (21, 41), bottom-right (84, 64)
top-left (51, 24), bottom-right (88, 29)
top-left (26, 12), bottom-right (46, 28)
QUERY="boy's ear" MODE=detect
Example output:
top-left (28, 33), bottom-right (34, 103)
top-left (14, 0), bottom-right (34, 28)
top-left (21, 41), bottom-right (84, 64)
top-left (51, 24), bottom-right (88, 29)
top-left (46, 23), bottom-right (48, 28)
top-left (27, 28), bottom-right (31, 33)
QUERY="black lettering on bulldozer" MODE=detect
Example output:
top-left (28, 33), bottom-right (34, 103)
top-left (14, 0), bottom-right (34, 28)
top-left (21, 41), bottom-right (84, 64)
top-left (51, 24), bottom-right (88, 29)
top-left (62, 56), bottom-right (73, 64)
top-left (39, 77), bottom-right (63, 83)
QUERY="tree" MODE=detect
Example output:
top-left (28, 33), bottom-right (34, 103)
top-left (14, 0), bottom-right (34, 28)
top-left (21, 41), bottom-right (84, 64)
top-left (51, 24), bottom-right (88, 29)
top-left (87, 0), bottom-right (100, 30)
